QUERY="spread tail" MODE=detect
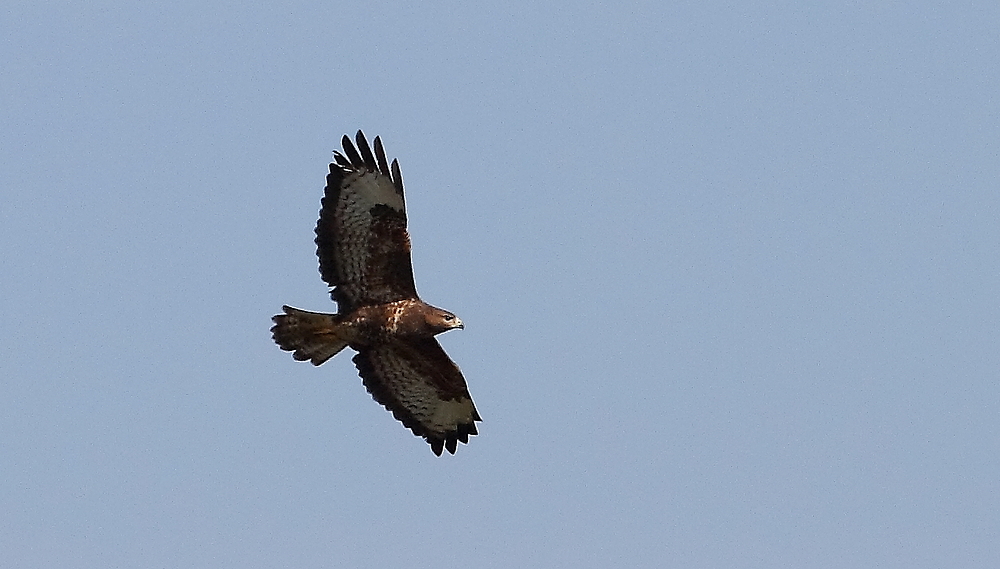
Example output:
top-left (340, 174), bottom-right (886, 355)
top-left (271, 306), bottom-right (351, 365)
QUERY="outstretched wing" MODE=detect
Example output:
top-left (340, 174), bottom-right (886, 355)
top-left (353, 339), bottom-right (481, 456)
top-left (316, 131), bottom-right (418, 313)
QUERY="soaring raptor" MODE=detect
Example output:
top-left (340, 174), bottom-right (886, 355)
top-left (271, 131), bottom-right (480, 455)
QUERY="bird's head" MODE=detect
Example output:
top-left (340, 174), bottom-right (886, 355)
top-left (426, 308), bottom-right (464, 334)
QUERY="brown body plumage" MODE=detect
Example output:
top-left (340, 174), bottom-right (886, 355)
top-left (271, 131), bottom-right (480, 456)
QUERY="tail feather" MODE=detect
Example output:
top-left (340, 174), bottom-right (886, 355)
top-left (271, 306), bottom-right (351, 365)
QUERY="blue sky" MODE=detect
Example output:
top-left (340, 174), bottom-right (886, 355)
top-left (3, 1), bottom-right (999, 567)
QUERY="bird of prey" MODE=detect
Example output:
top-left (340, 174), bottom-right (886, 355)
top-left (271, 131), bottom-right (480, 455)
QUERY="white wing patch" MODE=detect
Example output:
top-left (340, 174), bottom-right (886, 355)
top-left (342, 169), bottom-right (405, 213)
top-left (429, 398), bottom-right (478, 435)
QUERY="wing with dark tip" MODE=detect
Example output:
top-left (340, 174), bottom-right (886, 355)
top-left (316, 131), bottom-right (418, 313)
top-left (353, 338), bottom-right (481, 456)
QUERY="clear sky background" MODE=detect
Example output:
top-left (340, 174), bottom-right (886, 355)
top-left (3, 1), bottom-right (999, 567)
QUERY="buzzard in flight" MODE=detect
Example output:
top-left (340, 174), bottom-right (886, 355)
top-left (271, 131), bottom-right (480, 455)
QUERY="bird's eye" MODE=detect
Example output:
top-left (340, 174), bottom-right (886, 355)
top-left (443, 314), bottom-right (454, 321)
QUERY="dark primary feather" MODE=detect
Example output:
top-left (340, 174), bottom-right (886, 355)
top-left (355, 131), bottom-right (378, 171)
top-left (374, 137), bottom-right (391, 176)
top-left (340, 133), bottom-right (364, 168)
